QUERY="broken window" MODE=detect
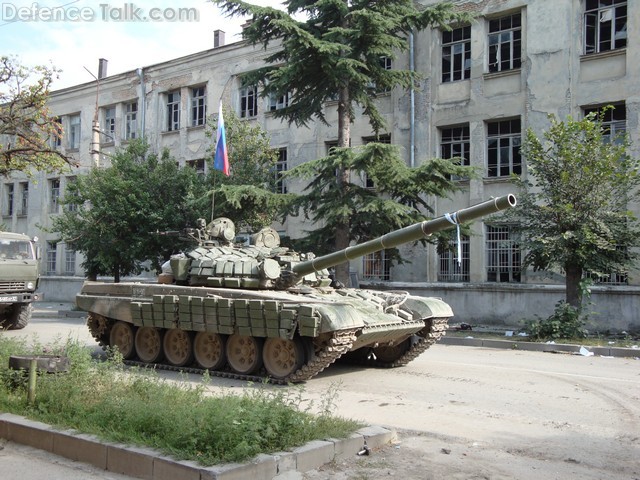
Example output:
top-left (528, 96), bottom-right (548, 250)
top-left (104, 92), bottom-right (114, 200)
top-left (584, 0), bottom-right (627, 54)
top-left (488, 13), bottom-right (521, 73)
top-left (442, 25), bottom-right (471, 82)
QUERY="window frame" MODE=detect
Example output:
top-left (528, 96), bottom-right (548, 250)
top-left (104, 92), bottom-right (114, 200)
top-left (63, 244), bottom-right (76, 276)
top-left (440, 124), bottom-right (471, 179)
top-left (584, 0), bottom-right (627, 55)
top-left (186, 158), bottom-right (205, 175)
top-left (4, 183), bottom-right (14, 217)
top-left (49, 178), bottom-right (60, 214)
top-left (583, 102), bottom-right (626, 144)
top-left (486, 118), bottom-right (522, 178)
top-left (124, 101), bottom-right (138, 140)
top-left (274, 148), bottom-right (287, 194)
top-left (487, 13), bottom-right (522, 73)
top-left (166, 91), bottom-right (181, 132)
top-left (268, 92), bottom-right (290, 112)
top-left (19, 182), bottom-right (28, 216)
top-left (442, 25), bottom-right (471, 82)
top-left (103, 106), bottom-right (116, 142)
top-left (51, 117), bottom-right (62, 148)
top-left (191, 86), bottom-right (207, 127)
top-left (485, 224), bottom-right (521, 283)
top-left (68, 114), bottom-right (81, 150)
top-left (46, 241), bottom-right (57, 275)
top-left (240, 83), bottom-right (258, 118)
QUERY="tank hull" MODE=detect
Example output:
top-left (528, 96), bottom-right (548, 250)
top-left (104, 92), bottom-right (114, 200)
top-left (78, 280), bottom-right (452, 382)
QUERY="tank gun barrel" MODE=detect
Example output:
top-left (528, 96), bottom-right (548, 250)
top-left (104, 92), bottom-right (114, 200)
top-left (291, 194), bottom-right (517, 278)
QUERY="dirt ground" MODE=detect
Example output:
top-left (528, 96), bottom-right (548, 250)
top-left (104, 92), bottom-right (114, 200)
top-left (294, 347), bottom-right (640, 480)
top-left (303, 426), bottom-right (640, 480)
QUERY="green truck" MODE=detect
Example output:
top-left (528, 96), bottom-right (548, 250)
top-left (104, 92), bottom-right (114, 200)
top-left (0, 232), bottom-right (41, 330)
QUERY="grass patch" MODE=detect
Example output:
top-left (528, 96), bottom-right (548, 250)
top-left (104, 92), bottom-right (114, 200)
top-left (0, 335), bottom-right (362, 466)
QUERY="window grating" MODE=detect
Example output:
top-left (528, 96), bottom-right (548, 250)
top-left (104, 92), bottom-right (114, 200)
top-left (486, 224), bottom-right (521, 282)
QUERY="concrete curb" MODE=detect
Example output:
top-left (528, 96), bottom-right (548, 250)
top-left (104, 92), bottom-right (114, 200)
top-left (0, 413), bottom-right (395, 480)
top-left (32, 307), bottom-right (85, 319)
top-left (440, 336), bottom-right (640, 358)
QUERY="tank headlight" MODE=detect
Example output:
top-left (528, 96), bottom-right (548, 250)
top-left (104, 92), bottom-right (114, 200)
top-left (26, 282), bottom-right (35, 290)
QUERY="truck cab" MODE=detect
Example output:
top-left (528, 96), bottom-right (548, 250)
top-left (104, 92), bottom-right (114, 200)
top-left (0, 232), bottom-right (41, 330)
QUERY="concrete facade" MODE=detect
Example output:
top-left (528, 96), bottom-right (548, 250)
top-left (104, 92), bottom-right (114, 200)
top-left (2, 0), bottom-right (638, 331)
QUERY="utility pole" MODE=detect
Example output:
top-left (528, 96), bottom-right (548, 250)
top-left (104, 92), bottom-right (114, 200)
top-left (84, 65), bottom-right (101, 168)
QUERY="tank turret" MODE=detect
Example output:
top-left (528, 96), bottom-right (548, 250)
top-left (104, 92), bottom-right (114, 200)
top-left (77, 195), bottom-right (516, 383)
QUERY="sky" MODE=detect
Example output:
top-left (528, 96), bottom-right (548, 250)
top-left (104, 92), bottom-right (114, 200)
top-left (0, 0), bottom-right (283, 90)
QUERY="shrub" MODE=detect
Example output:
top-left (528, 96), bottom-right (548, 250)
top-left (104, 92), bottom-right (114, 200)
top-left (525, 300), bottom-right (588, 340)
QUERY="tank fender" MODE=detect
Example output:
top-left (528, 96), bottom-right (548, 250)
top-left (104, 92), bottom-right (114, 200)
top-left (315, 304), bottom-right (365, 332)
top-left (76, 294), bottom-right (134, 323)
top-left (402, 296), bottom-right (454, 320)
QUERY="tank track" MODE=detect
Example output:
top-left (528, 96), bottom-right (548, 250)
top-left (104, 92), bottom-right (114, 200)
top-left (87, 313), bottom-right (357, 384)
top-left (345, 316), bottom-right (449, 368)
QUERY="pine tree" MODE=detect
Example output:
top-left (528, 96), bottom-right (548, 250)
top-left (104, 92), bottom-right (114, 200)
top-left (213, 0), bottom-right (472, 283)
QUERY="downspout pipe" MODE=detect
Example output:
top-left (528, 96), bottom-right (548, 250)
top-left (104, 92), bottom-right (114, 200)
top-left (136, 68), bottom-right (146, 138)
top-left (409, 31), bottom-right (415, 168)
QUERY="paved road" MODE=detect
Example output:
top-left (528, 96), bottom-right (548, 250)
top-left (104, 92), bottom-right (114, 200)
top-left (2, 315), bottom-right (639, 479)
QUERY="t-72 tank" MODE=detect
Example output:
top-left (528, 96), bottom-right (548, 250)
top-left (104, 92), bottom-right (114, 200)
top-left (78, 194), bottom-right (516, 383)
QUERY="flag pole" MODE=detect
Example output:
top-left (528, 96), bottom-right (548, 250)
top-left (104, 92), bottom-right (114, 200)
top-left (212, 100), bottom-right (230, 221)
top-left (211, 175), bottom-right (216, 223)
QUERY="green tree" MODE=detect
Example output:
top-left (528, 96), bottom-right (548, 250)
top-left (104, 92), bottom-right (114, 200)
top-left (285, 143), bottom-right (471, 261)
top-left (0, 56), bottom-right (73, 176)
top-left (213, 0), bottom-right (471, 282)
top-left (509, 111), bottom-right (640, 309)
top-left (52, 141), bottom-right (208, 281)
top-left (205, 106), bottom-right (293, 233)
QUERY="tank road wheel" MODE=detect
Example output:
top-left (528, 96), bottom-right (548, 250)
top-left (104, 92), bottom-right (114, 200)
top-left (109, 321), bottom-right (136, 359)
top-left (135, 327), bottom-right (164, 363)
top-left (263, 337), bottom-right (305, 380)
top-left (163, 329), bottom-right (194, 367)
top-left (226, 335), bottom-right (263, 375)
top-left (193, 332), bottom-right (227, 370)
top-left (371, 337), bottom-right (411, 363)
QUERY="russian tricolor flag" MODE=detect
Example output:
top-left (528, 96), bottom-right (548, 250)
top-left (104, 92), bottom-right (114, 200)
top-left (214, 102), bottom-right (230, 176)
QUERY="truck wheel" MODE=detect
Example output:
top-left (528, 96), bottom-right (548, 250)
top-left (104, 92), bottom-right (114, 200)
top-left (0, 303), bottom-right (32, 330)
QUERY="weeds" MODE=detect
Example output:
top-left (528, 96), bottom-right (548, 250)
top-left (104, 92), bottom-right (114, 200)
top-left (525, 300), bottom-right (588, 341)
top-left (0, 335), bottom-right (361, 466)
